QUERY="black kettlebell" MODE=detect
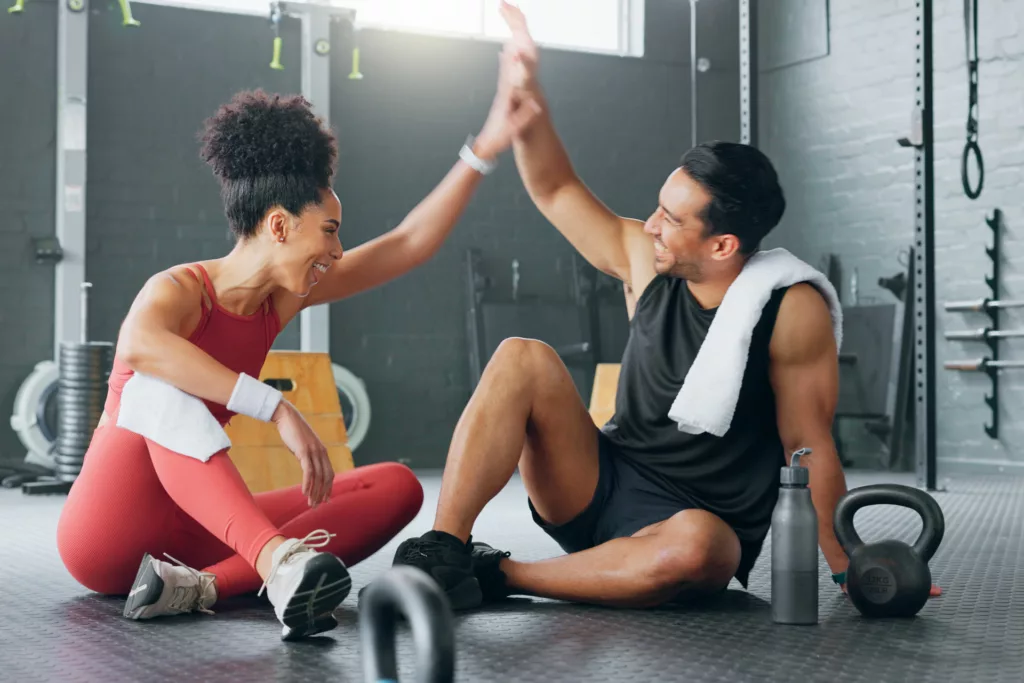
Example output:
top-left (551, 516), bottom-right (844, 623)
top-left (833, 483), bottom-right (944, 618)
top-left (359, 566), bottom-right (456, 683)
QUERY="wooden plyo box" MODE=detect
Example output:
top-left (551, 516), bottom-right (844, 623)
top-left (588, 363), bottom-right (621, 428)
top-left (225, 351), bottom-right (355, 494)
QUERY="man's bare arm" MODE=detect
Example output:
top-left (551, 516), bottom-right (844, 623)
top-left (512, 92), bottom-right (652, 287)
top-left (500, 1), bottom-right (654, 291)
top-left (769, 284), bottom-right (850, 580)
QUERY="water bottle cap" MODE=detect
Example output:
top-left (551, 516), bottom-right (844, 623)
top-left (781, 447), bottom-right (811, 486)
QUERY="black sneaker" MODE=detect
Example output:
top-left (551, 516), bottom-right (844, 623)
top-left (470, 541), bottom-right (512, 603)
top-left (392, 530), bottom-right (482, 610)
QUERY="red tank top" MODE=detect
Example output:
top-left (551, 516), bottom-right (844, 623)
top-left (106, 263), bottom-right (282, 424)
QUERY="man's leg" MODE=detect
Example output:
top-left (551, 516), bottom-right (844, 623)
top-left (434, 337), bottom-right (602, 538)
top-left (393, 337), bottom-right (602, 608)
top-left (498, 509), bottom-right (742, 608)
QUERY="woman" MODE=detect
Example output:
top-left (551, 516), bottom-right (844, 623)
top-left (56, 76), bottom-right (540, 640)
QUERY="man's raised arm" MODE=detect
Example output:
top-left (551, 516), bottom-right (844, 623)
top-left (501, 2), bottom-right (645, 284)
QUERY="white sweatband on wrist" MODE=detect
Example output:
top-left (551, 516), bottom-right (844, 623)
top-left (227, 373), bottom-right (283, 422)
top-left (117, 373), bottom-right (231, 462)
top-left (459, 135), bottom-right (498, 175)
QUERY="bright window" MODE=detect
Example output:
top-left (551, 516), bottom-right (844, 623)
top-left (135, 0), bottom-right (644, 57)
top-left (482, 0), bottom-right (622, 54)
top-left (353, 0), bottom-right (483, 37)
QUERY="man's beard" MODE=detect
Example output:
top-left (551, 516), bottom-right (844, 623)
top-left (662, 257), bottom-right (702, 281)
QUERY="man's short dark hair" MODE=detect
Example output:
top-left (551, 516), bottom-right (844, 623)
top-left (680, 141), bottom-right (786, 255)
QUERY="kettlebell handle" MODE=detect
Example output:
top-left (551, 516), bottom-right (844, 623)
top-left (833, 484), bottom-right (945, 562)
top-left (359, 566), bottom-right (456, 683)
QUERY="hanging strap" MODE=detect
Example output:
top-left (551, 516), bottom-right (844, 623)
top-left (961, 0), bottom-right (983, 200)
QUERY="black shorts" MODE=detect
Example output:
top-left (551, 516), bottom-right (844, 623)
top-left (528, 433), bottom-right (762, 589)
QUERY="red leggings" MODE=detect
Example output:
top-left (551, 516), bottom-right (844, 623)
top-left (57, 409), bottom-right (423, 599)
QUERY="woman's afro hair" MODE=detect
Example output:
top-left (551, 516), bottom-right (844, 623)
top-left (199, 90), bottom-right (338, 239)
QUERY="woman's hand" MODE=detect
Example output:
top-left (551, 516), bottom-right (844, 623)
top-left (272, 400), bottom-right (334, 507)
top-left (472, 27), bottom-right (544, 160)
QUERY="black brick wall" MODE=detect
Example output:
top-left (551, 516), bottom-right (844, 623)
top-left (0, 1), bottom-right (56, 465)
top-left (325, 2), bottom-right (738, 466)
top-left (1, 0), bottom-right (739, 469)
top-left (85, 4), bottom-right (304, 349)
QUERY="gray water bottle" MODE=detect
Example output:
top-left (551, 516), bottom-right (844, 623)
top-left (771, 447), bottom-right (819, 625)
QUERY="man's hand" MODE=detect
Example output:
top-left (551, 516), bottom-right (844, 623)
top-left (498, 0), bottom-right (540, 90)
top-left (472, 2), bottom-right (544, 159)
top-left (841, 582), bottom-right (943, 597)
top-left (473, 48), bottom-right (543, 161)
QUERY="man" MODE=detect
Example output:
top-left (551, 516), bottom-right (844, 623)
top-left (391, 2), bottom-right (852, 610)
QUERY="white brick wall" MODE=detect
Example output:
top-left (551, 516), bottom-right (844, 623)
top-left (762, 0), bottom-right (1024, 473)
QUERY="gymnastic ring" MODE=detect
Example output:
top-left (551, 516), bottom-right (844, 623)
top-left (359, 566), bottom-right (456, 683)
top-left (332, 362), bottom-right (371, 452)
top-left (960, 138), bottom-right (984, 200)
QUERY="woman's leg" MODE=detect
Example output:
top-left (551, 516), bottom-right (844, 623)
top-left (59, 402), bottom-right (421, 640)
top-left (56, 422), bottom-right (183, 596)
top-left (56, 402), bottom-right (287, 600)
top-left (132, 439), bottom-right (355, 639)
top-left (145, 446), bottom-right (282, 573)
top-left (141, 445), bottom-right (422, 599)
top-left (204, 462), bottom-right (424, 598)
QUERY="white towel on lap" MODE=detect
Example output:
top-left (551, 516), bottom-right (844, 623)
top-left (117, 372), bottom-right (231, 461)
top-left (667, 247), bottom-right (843, 437)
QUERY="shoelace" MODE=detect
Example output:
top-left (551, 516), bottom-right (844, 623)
top-left (162, 553), bottom-right (216, 615)
top-left (257, 529), bottom-right (336, 597)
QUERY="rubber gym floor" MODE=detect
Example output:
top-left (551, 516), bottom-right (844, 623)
top-left (2, 470), bottom-right (1022, 683)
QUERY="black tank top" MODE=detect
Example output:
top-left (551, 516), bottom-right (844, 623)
top-left (602, 275), bottom-right (789, 545)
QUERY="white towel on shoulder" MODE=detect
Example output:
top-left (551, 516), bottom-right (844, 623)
top-left (117, 372), bottom-right (231, 461)
top-left (666, 247), bottom-right (843, 437)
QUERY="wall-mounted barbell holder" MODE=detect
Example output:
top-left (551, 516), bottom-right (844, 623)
top-left (943, 208), bottom-right (1004, 438)
top-left (944, 359), bottom-right (1024, 372)
top-left (945, 328), bottom-right (1024, 342)
top-left (943, 297), bottom-right (1024, 313)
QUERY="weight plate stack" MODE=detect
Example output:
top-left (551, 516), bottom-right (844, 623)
top-left (57, 341), bottom-right (114, 483)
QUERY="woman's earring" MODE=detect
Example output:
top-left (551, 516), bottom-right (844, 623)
top-left (278, 236), bottom-right (285, 243)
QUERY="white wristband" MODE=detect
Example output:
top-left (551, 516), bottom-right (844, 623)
top-left (227, 373), bottom-right (283, 422)
top-left (459, 135), bottom-right (498, 175)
